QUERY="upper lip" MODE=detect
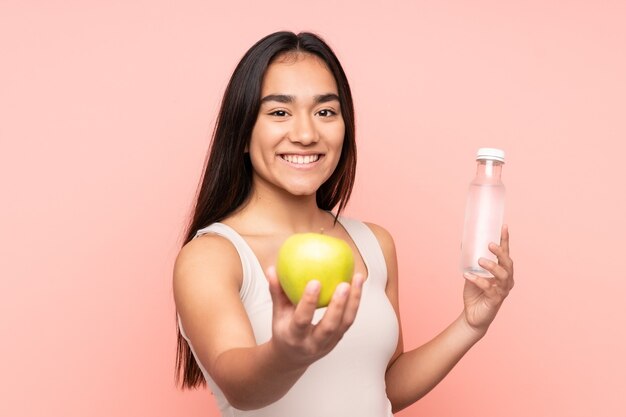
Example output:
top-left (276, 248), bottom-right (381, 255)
top-left (278, 152), bottom-right (324, 156)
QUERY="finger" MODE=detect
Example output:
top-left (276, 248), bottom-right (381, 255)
top-left (488, 242), bottom-right (514, 270)
top-left (483, 245), bottom-right (515, 291)
top-left (464, 272), bottom-right (504, 301)
top-left (499, 224), bottom-right (510, 255)
top-left (338, 273), bottom-right (364, 332)
top-left (266, 266), bottom-right (294, 312)
top-left (339, 273), bottom-right (364, 334)
top-left (340, 274), bottom-right (365, 334)
top-left (478, 257), bottom-right (511, 288)
top-left (311, 282), bottom-right (351, 343)
top-left (463, 272), bottom-right (496, 294)
top-left (478, 258), bottom-right (509, 280)
top-left (289, 280), bottom-right (321, 337)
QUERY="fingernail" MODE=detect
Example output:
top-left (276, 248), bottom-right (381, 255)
top-left (354, 274), bottom-right (363, 289)
top-left (335, 282), bottom-right (349, 297)
top-left (306, 280), bottom-right (320, 294)
top-left (464, 272), bottom-right (476, 280)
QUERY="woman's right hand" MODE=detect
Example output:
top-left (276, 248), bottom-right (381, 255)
top-left (265, 266), bottom-right (364, 368)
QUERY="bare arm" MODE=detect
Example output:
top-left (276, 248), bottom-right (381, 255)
top-left (385, 313), bottom-right (485, 412)
top-left (173, 234), bottom-right (364, 410)
top-left (366, 223), bottom-right (514, 413)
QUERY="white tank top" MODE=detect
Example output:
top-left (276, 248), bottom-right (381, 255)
top-left (179, 217), bottom-right (399, 417)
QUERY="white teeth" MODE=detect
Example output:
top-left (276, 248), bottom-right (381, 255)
top-left (282, 154), bottom-right (320, 164)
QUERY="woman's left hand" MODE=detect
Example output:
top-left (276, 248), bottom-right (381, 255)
top-left (462, 224), bottom-right (515, 336)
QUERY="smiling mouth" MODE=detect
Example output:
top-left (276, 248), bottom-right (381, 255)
top-left (280, 154), bottom-right (322, 165)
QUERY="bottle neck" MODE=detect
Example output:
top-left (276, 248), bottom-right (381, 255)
top-left (475, 159), bottom-right (503, 182)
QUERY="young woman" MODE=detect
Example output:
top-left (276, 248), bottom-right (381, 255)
top-left (173, 31), bottom-right (514, 417)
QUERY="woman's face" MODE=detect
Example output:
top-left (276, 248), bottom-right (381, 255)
top-left (248, 52), bottom-right (345, 198)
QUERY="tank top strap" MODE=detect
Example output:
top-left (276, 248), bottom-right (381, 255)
top-left (337, 217), bottom-right (388, 286)
top-left (194, 222), bottom-right (258, 300)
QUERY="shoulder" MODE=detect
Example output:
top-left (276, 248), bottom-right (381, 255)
top-left (173, 232), bottom-right (243, 301)
top-left (363, 221), bottom-right (397, 256)
top-left (363, 221), bottom-right (399, 290)
top-left (174, 232), bottom-right (240, 275)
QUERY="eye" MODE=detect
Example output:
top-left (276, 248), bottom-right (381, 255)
top-left (317, 109), bottom-right (337, 117)
top-left (269, 110), bottom-right (289, 117)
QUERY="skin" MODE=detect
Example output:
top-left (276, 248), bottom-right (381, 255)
top-left (173, 52), bottom-right (515, 412)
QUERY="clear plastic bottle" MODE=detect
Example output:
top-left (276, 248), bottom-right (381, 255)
top-left (461, 148), bottom-right (506, 278)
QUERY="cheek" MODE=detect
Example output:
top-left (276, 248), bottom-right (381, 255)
top-left (248, 143), bottom-right (271, 170)
top-left (250, 121), bottom-right (285, 149)
top-left (248, 130), bottom-right (280, 172)
top-left (248, 123), bottom-right (268, 153)
top-left (323, 122), bottom-right (345, 151)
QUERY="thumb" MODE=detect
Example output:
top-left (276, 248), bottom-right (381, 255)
top-left (266, 266), bottom-right (293, 312)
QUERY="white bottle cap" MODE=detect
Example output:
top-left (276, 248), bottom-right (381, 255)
top-left (476, 148), bottom-right (505, 163)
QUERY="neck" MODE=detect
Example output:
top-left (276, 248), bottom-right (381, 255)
top-left (231, 180), bottom-right (335, 235)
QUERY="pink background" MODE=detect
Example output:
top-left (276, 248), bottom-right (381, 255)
top-left (2, 1), bottom-right (625, 416)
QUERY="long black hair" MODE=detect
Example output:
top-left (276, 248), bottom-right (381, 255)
top-left (176, 31), bottom-right (357, 389)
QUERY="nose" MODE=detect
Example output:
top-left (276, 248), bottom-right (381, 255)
top-left (288, 114), bottom-right (319, 145)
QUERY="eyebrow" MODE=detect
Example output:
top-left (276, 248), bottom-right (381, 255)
top-left (260, 93), bottom-right (340, 105)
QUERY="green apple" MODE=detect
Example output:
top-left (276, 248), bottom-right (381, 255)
top-left (276, 232), bottom-right (355, 308)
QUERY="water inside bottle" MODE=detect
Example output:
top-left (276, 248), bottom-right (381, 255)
top-left (460, 183), bottom-right (505, 278)
top-left (463, 266), bottom-right (495, 278)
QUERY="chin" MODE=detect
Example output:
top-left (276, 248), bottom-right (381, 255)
top-left (287, 188), bottom-right (318, 197)
top-left (283, 183), bottom-right (321, 197)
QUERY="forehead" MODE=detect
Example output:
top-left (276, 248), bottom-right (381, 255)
top-left (261, 53), bottom-right (339, 96)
